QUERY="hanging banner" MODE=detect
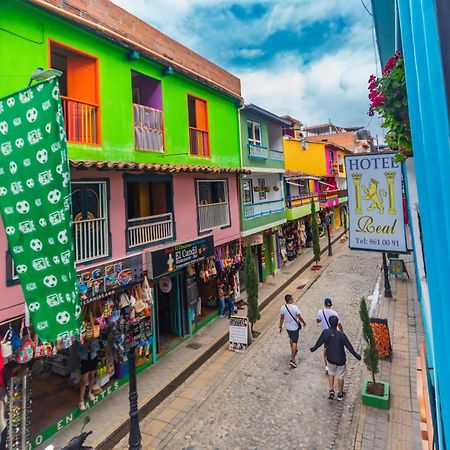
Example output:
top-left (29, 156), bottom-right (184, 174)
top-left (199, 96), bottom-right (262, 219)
top-left (0, 78), bottom-right (81, 341)
top-left (345, 153), bottom-right (407, 253)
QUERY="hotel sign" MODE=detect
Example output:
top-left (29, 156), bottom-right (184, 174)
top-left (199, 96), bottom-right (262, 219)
top-left (345, 153), bottom-right (407, 253)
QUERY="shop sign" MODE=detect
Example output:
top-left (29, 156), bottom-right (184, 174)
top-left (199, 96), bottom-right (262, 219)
top-left (242, 233), bottom-right (263, 246)
top-left (229, 316), bottom-right (249, 352)
top-left (345, 153), bottom-right (407, 253)
top-left (78, 254), bottom-right (143, 305)
top-left (389, 258), bottom-right (406, 277)
top-left (147, 235), bottom-right (214, 279)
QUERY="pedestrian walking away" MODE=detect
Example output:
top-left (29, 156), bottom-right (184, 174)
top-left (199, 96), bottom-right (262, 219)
top-left (316, 298), bottom-right (343, 374)
top-left (279, 294), bottom-right (307, 368)
top-left (310, 315), bottom-right (361, 401)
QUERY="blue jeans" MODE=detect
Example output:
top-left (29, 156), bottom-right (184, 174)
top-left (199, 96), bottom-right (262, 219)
top-left (218, 299), bottom-right (225, 316)
top-left (225, 297), bottom-right (234, 318)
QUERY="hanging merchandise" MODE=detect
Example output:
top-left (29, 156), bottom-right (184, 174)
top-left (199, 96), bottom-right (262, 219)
top-left (1, 329), bottom-right (12, 359)
top-left (6, 369), bottom-right (32, 450)
top-left (16, 321), bottom-right (35, 365)
top-left (0, 78), bottom-right (81, 342)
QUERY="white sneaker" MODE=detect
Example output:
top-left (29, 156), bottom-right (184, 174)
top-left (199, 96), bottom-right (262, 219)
top-left (88, 392), bottom-right (95, 401)
top-left (79, 400), bottom-right (86, 411)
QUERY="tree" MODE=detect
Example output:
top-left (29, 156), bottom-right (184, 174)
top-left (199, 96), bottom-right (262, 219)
top-left (245, 245), bottom-right (260, 333)
top-left (311, 198), bottom-right (321, 265)
top-left (359, 297), bottom-right (379, 386)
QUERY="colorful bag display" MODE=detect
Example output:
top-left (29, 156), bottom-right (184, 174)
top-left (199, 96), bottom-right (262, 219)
top-left (16, 324), bottom-right (34, 364)
top-left (1, 329), bottom-right (12, 359)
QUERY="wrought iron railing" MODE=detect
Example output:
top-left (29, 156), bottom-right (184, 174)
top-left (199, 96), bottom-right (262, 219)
top-left (127, 213), bottom-right (174, 248)
top-left (268, 148), bottom-right (284, 161)
top-left (189, 128), bottom-right (209, 157)
top-left (73, 217), bottom-right (109, 263)
top-left (61, 96), bottom-right (99, 145)
top-left (248, 143), bottom-right (268, 159)
top-left (243, 199), bottom-right (285, 219)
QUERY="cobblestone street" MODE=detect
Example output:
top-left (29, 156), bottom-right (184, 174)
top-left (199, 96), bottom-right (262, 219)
top-left (155, 246), bottom-right (381, 450)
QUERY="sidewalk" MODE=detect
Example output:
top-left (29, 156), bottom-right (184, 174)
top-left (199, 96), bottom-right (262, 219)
top-left (353, 258), bottom-right (424, 450)
top-left (42, 229), bottom-right (345, 449)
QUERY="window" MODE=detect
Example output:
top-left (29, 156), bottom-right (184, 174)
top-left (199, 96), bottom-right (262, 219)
top-left (196, 180), bottom-right (230, 232)
top-left (188, 95), bottom-right (209, 157)
top-left (257, 178), bottom-right (266, 200)
top-left (298, 180), bottom-right (309, 196)
top-left (242, 179), bottom-right (253, 204)
top-left (247, 120), bottom-right (262, 145)
top-left (50, 41), bottom-right (99, 145)
top-left (125, 178), bottom-right (174, 249)
top-left (72, 181), bottom-right (109, 263)
top-left (6, 252), bottom-right (19, 286)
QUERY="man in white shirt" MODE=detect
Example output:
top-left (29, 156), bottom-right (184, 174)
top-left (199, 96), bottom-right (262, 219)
top-left (279, 294), bottom-right (307, 368)
top-left (316, 298), bottom-right (343, 373)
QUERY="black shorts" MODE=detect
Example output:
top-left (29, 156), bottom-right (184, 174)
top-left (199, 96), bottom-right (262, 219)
top-left (80, 357), bottom-right (98, 375)
top-left (286, 329), bottom-right (299, 343)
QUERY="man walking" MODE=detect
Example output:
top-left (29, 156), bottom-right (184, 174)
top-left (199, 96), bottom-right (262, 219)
top-left (310, 316), bottom-right (361, 400)
top-left (316, 298), bottom-right (343, 374)
top-left (279, 294), bottom-right (307, 368)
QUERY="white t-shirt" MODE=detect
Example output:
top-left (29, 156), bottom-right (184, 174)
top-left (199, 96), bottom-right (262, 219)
top-left (316, 308), bottom-right (339, 331)
top-left (280, 304), bottom-right (301, 331)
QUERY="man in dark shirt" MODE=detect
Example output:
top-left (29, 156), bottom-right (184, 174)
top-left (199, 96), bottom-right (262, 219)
top-left (310, 315), bottom-right (361, 400)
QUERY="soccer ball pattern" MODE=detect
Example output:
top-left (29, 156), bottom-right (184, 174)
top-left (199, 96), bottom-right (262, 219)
top-left (0, 78), bottom-right (80, 342)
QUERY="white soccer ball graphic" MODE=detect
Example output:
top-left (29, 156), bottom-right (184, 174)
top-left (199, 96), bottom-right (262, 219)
top-left (0, 121), bottom-right (8, 135)
top-left (9, 162), bottom-right (17, 174)
top-left (56, 164), bottom-right (63, 175)
top-left (5, 226), bottom-right (15, 235)
top-left (0, 187), bottom-right (7, 197)
top-left (56, 311), bottom-right (70, 325)
top-left (26, 179), bottom-right (35, 189)
top-left (75, 304), bottom-right (81, 318)
top-left (15, 138), bottom-right (24, 148)
top-left (48, 189), bottom-right (61, 205)
top-left (16, 201), bottom-right (30, 214)
top-left (16, 264), bottom-right (27, 274)
top-left (43, 275), bottom-right (58, 288)
top-left (6, 98), bottom-right (15, 107)
top-left (28, 302), bottom-right (40, 312)
top-left (57, 230), bottom-right (68, 244)
top-left (30, 239), bottom-right (43, 251)
top-left (26, 108), bottom-right (38, 123)
top-left (39, 218), bottom-right (47, 227)
top-left (36, 149), bottom-right (48, 164)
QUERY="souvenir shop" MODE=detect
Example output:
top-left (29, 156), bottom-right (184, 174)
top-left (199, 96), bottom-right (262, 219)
top-left (241, 231), bottom-right (276, 283)
top-left (146, 236), bottom-right (243, 347)
top-left (0, 254), bottom-right (156, 449)
top-left (277, 218), bottom-right (312, 267)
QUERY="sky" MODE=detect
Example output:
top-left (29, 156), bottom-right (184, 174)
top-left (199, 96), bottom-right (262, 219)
top-left (110, 0), bottom-right (383, 140)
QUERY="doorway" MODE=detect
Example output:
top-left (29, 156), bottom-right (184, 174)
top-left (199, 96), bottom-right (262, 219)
top-left (155, 274), bottom-right (183, 354)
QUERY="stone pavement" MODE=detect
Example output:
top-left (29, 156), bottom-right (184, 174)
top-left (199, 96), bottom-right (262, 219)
top-left (353, 257), bottom-right (424, 450)
top-left (42, 229), bottom-right (344, 450)
top-left (114, 244), bottom-right (381, 449)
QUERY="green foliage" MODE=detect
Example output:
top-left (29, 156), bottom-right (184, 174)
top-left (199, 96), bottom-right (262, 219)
top-left (310, 199), bottom-right (321, 264)
top-left (359, 297), bottom-right (379, 384)
top-left (245, 246), bottom-right (260, 331)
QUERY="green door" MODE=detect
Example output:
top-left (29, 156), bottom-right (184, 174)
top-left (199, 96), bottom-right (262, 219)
top-left (264, 234), bottom-right (273, 277)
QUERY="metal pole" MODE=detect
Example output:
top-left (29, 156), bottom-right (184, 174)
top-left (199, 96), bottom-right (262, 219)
top-left (327, 224), bottom-right (332, 256)
top-left (382, 252), bottom-right (393, 298)
top-left (128, 348), bottom-right (142, 450)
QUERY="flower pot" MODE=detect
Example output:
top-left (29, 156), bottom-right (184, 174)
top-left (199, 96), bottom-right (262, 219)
top-left (361, 379), bottom-right (390, 409)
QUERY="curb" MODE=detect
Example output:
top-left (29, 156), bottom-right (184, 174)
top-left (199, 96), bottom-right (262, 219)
top-left (97, 231), bottom-right (346, 449)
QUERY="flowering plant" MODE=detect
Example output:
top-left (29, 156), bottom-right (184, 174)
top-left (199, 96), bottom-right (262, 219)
top-left (368, 51), bottom-right (411, 159)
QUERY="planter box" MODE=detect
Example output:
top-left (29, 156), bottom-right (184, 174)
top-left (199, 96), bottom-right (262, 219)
top-left (362, 379), bottom-right (390, 409)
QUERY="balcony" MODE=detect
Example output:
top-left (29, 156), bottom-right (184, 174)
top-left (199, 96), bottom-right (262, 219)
top-left (198, 202), bottom-right (230, 232)
top-left (61, 96), bottom-right (99, 145)
top-left (286, 193), bottom-right (317, 209)
top-left (189, 128), bottom-right (210, 157)
top-left (133, 104), bottom-right (164, 151)
top-left (248, 143), bottom-right (268, 159)
top-left (243, 199), bottom-right (285, 219)
top-left (127, 213), bottom-right (174, 249)
top-left (268, 148), bottom-right (284, 161)
top-left (73, 217), bottom-right (109, 264)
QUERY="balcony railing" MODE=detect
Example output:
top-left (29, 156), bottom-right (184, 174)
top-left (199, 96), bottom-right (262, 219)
top-left (248, 143), bottom-right (268, 159)
top-left (198, 202), bottom-right (230, 232)
top-left (243, 199), bottom-right (285, 219)
top-left (189, 128), bottom-right (209, 157)
top-left (133, 104), bottom-right (164, 151)
top-left (127, 213), bottom-right (174, 249)
top-left (286, 193), bottom-right (317, 209)
top-left (268, 148), bottom-right (284, 161)
top-left (61, 96), bottom-right (99, 145)
top-left (73, 217), bottom-right (109, 264)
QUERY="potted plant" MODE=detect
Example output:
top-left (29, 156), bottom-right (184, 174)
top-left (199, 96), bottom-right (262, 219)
top-left (368, 51), bottom-right (411, 162)
top-left (359, 297), bottom-right (390, 409)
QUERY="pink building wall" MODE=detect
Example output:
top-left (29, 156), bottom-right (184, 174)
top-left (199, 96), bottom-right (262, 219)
top-left (0, 170), bottom-right (241, 322)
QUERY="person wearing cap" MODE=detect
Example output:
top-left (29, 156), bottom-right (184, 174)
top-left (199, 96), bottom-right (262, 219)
top-left (310, 315), bottom-right (361, 401)
top-left (316, 298), bottom-right (343, 374)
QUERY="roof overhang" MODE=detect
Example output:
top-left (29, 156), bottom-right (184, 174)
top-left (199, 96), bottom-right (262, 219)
top-left (69, 159), bottom-right (251, 175)
top-left (243, 104), bottom-right (291, 126)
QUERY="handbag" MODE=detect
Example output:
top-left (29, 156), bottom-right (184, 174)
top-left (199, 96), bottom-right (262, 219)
top-left (1, 329), bottom-right (12, 359)
top-left (16, 323), bottom-right (35, 364)
top-left (284, 304), bottom-right (302, 330)
top-left (34, 336), bottom-right (53, 358)
top-left (141, 276), bottom-right (153, 304)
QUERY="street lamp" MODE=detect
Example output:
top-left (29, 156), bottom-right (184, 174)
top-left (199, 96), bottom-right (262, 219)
top-left (382, 252), bottom-right (393, 298)
top-left (127, 347), bottom-right (142, 450)
top-left (326, 213), bottom-right (332, 256)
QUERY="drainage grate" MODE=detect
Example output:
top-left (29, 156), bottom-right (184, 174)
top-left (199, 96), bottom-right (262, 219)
top-left (186, 342), bottom-right (203, 350)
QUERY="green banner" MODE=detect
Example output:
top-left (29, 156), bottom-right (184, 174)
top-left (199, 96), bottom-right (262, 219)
top-left (0, 78), bottom-right (81, 342)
